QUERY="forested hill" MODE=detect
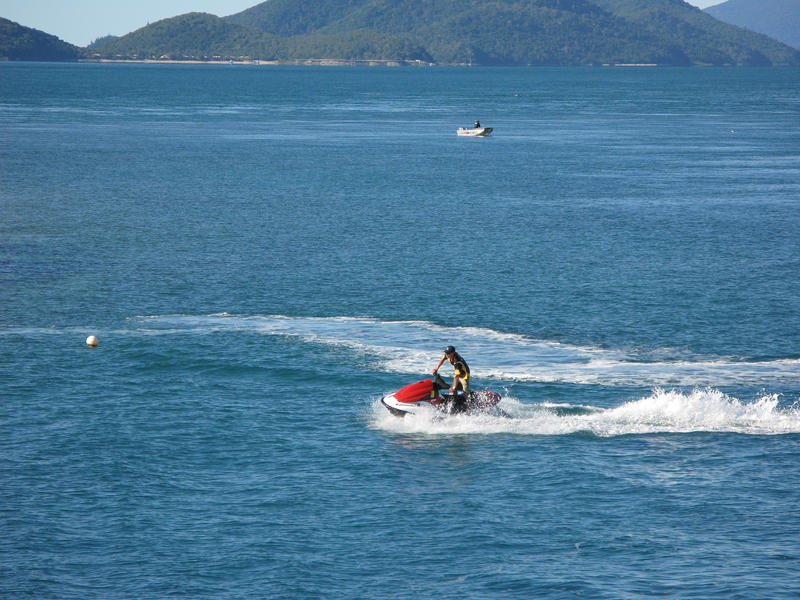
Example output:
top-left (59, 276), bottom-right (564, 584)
top-left (706, 0), bottom-right (800, 50)
top-left (221, 0), bottom-right (800, 65)
top-left (89, 13), bottom-right (278, 62)
top-left (68, 0), bottom-right (800, 66)
top-left (589, 0), bottom-right (799, 65)
top-left (0, 18), bottom-right (81, 60)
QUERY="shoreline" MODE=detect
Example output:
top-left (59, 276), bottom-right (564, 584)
top-left (5, 58), bottom-right (756, 68)
top-left (78, 58), bottom-right (664, 68)
top-left (79, 58), bottom-right (437, 67)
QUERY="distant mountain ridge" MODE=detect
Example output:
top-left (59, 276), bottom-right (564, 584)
top-left (91, 0), bottom-right (800, 66)
top-left (89, 13), bottom-right (274, 61)
top-left (705, 0), bottom-right (800, 50)
top-left (3, 0), bottom-right (800, 65)
top-left (223, 0), bottom-right (800, 65)
top-left (0, 17), bottom-right (81, 60)
top-left (589, 0), bottom-right (798, 64)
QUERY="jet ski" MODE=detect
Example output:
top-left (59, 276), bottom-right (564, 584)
top-left (381, 373), bottom-right (503, 417)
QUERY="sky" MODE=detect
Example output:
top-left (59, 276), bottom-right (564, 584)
top-left (2, 0), bottom-right (724, 48)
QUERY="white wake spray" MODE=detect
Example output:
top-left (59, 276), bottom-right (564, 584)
top-left (370, 388), bottom-right (800, 437)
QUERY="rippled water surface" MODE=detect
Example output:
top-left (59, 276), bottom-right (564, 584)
top-left (2, 63), bottom-right (799, 598)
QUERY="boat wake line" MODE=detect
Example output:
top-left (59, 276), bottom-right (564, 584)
top-left (130, 314), bottom-right (800, 388)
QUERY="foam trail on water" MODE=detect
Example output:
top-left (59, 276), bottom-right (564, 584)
top-left (132, 314), bottom-right (800, 388)
top-left (369, 389), bottom-right (800, 437)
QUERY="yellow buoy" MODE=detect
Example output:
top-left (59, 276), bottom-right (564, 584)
top-left (86, 335), bottom-right (99, 347)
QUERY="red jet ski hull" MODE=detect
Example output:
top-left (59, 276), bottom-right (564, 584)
top-left (381, 377), bottom-right (501, 417)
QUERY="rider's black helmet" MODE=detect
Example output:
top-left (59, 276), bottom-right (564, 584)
top-left (445, 345), bottom-right (456, 355)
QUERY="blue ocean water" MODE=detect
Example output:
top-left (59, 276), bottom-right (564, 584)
top-left (2, 62), bottom-right (800, 598)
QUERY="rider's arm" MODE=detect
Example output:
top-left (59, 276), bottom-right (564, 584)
top-left (432, 354), bottom-right (446, 374)
top-left (451, 373), bottom-right (460, 392)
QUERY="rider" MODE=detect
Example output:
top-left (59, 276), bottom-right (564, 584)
top-left (432, 346), bottom-right (470, 413)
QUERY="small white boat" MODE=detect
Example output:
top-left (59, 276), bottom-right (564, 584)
top-left (457, 125), bottom-right (493, 137)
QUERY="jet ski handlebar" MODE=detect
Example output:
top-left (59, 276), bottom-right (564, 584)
top-left (432, 372), bottom-right (451, 391)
